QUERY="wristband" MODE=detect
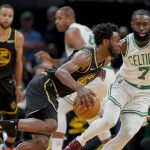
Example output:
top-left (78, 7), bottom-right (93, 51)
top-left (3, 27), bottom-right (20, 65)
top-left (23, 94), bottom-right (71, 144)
top-left (16, 86), bottom-right (21, 89)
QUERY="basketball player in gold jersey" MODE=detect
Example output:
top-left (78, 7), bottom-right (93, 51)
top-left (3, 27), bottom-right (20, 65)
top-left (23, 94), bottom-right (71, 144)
top-left (0, 22), bottom-right (121, 150)
top-left (0, 4), bottom-right (24, 150)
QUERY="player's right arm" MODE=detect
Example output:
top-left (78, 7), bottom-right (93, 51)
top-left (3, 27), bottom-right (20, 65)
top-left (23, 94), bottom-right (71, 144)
top-left (36, 28), bottom-right (86, 66)
top-left (35, 50), bottom-right (61, 67)
top-left (55, 50), bottom-right (96, 108)
top-left (65, 28), bottom-right (87, 48)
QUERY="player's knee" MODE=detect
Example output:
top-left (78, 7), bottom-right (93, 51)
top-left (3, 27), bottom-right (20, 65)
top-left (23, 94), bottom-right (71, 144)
top-left (35, 136), bottom-right (49, 149)
top-left (45, 119), bottom-right (57, 134)
top-left (122, 129), bottom-right (135, 140)
top-left (103, 118), bottom-right (117, 128)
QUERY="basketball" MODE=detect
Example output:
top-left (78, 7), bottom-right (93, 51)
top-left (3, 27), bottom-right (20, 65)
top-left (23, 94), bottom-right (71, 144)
top-left (73, 95), bottom-right (100, 120)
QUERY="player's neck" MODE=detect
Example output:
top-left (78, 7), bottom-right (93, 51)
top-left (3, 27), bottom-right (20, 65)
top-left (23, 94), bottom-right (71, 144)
top-left (0, 26), bottom-right (10, 33)
top-left (133, 33), bottom-right (150, 47)
top-left (0, 27), bottom-right (11, 41)
top-left (96, 45), bottom-right (110, 64)
top-left (134, 38), bottom-right (150, 48)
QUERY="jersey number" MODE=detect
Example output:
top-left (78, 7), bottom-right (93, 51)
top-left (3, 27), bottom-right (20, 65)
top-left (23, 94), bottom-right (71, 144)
top-left (138, 67), bottom-right (150, 80)
top-left (88, 35), bottom-right (95, 45)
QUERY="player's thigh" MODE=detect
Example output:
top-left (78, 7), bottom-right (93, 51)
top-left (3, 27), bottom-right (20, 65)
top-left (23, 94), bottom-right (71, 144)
top-left (122, 95), bottom-right (150, 116)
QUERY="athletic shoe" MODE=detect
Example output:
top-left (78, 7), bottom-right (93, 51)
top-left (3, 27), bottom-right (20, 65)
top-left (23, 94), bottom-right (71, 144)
top-left (64, 139), bottom-right (82, 150)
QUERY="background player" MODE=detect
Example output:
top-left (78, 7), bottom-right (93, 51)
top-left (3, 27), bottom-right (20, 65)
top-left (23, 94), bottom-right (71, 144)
top-left (0, 22), bottom-right (121, 150)
top-left (0, 4), bottom-right (24, 150)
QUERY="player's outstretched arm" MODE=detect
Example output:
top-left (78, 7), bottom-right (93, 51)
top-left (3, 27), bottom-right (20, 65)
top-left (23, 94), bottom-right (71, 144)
top-left (35, 50), bottom-right (62, 66)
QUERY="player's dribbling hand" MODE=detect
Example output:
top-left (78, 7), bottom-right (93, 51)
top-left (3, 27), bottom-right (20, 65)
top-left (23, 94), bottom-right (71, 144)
top-left (76, 87), bottom-right (96, 109)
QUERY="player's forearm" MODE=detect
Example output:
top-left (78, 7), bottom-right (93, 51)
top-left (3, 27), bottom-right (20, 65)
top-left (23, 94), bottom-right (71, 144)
top-left (55, 69), bottom-right (82, 92)
top-left (15, 61), bottom-right (23, 87)
top-left (50, 58), bottom-right (62, 66)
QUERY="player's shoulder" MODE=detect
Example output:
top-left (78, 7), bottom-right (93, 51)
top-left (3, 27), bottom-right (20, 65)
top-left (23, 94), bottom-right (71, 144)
top-left (13, 29), bottom-right (24, 46)
top-left (14, 30), bottom-right (24, 41)
top-left (66, 23), bottom-right (84, 33)
top-left (73, 47), bottom-right (93, 60)
top-left (15, 30), bottom-right (23, 38)
top-left (78, 46), bottom-right (94, 52)
top-left (66, 27), bottom-right (80, 36)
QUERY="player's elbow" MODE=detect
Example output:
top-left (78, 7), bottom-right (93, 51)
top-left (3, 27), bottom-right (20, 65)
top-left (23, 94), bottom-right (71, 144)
top-left (55, 68), bottom-right (62, 77)
top-left (55, 68), bottom-right (66, 78)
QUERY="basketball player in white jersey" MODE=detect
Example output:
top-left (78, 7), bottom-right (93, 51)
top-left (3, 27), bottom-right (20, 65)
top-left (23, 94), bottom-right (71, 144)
top-left (36, 6), bottom-right (112, 150)
top-left (64, 9), bottom-right (150, 150)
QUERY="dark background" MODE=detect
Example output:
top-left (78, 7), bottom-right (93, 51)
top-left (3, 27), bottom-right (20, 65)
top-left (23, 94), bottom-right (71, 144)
top-left (0, 0), bottom-right (149, 34)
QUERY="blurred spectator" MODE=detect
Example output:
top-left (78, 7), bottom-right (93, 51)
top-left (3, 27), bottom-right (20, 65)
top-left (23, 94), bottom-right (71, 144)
top-left (119, 26), bottom-right (129, 38)
top-left (19, 10), bottom-right (44, 86)
top-left (43, 5), bottom-right (65, 58)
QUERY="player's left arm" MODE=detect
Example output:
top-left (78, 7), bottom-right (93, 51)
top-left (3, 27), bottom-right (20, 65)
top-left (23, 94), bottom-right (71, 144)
top-left (55, 50), bottom-right (90, 91)
top-left (14, 30), bottom-right (24, 102)
top-left (55, 51), bottom-right (96, 108)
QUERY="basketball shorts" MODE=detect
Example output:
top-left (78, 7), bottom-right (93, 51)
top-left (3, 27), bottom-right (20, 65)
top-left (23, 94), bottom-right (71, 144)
top-left (26, 74), bottom-right (58, 120)
top-left (107, 74), bottom-right (150, 116)
top-left (0, 76), bottom-right (17, 114)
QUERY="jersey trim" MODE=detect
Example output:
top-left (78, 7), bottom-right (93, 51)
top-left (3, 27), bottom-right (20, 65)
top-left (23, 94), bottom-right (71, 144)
top-left (108, 84), bottom-right (122, 109)
top-left (125, 79), bottom-right (150, 90)
top-left (76, 49), bottom-right (92, 73)
top-left (124, 36), bottom-right (129, 57)
top-left (41, 72), bottom-right (48, 75)
top-left (42, 71), bottom-right (59, 97)
top-left (102, 65), bottom-right (112, 70)
top-left (27, 107), bottom-right (46, 117)
top-left (51, 79), bottom-right (59, 98)
top-left (121, 110), bottom-right (148, 116)
top-left (14, 30), bottom-right (17, 51)
top-left (0, 106), bottom-right (18, 115)
top-left (0, 28), bottom-right (11, 42)
top-left (44, 78), bottom-right (57, 112)
top-left (94, 48), bottom-right (105, 68)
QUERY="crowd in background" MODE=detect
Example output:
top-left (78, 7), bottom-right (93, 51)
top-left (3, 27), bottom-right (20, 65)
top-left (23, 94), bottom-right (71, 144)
top-left (0, 4), bottom-right (150, 150)
top-left (14, 6), bottom-right (149, 150)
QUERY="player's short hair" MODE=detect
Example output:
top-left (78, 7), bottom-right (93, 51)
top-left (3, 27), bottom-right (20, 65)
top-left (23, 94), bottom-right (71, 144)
top-left (93, 22), bottom-right (119, 46)
top-left (132, 9), bottom-right (150, 20)
top-left (0, 4), bottom-right (14, 11)
top-left (59, 6), bottom-right (75, 18)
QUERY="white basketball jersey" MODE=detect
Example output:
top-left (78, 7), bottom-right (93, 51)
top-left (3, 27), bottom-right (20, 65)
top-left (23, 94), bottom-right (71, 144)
top-left (65, 23), bottom-right (95, 57)
top-left (119, 33), bottom-right (150, 86)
